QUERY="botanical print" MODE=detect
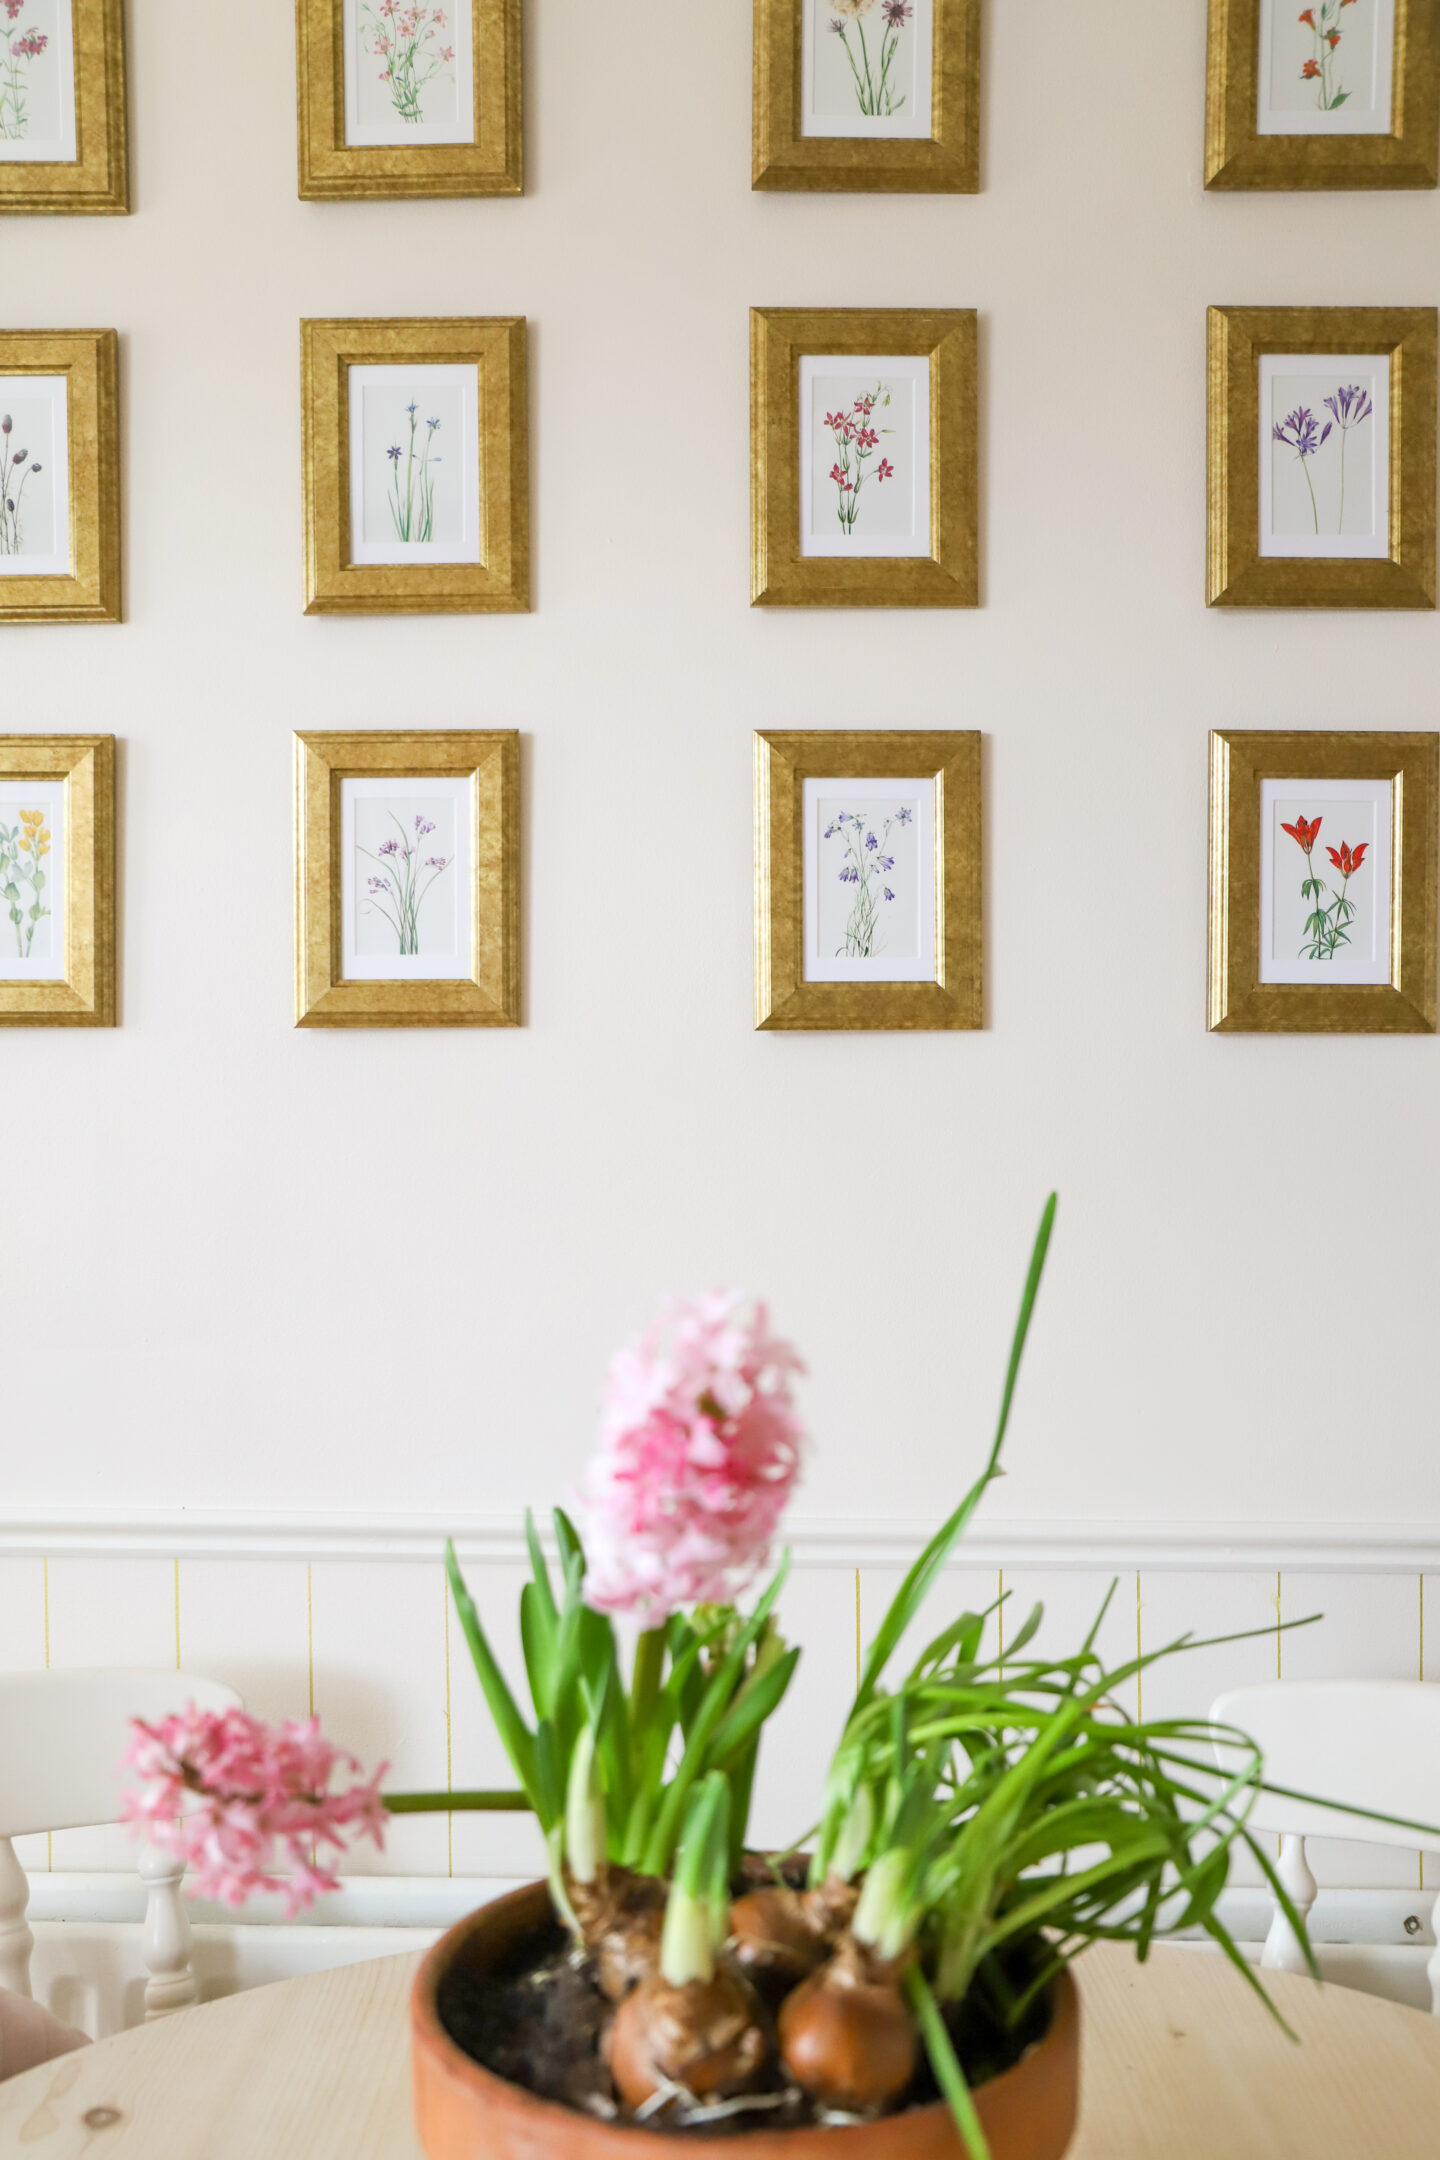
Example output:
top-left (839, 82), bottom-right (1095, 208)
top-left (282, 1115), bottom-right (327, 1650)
top-left (348, 365), bottom-right (480, 568)
top-left (822, 802), bottom-right (912, 956)
top-left (823, 383), bottom-right (896, 537)
top-left (0, 407), bottom-right (46, 556)
top-left (0, 806), bottom-right (50, 959)
top-left (1261, 781), bottom-right (1390, 985)
top-left (1259, 0), bottom-right (1391, 131)
top-left (824, 0), bottom-right (914, 118)
top-left (801, 358), bottom-right (927, 559)
top-left (358, 0), bottom-right (455, 126)
top-left (0, 0), bottom-right (47, 140)
top-left (384, 399), bottom-right (444, 542)
top-left (353, 797), bottom-right (457, 959)
top-left (1280, 811), bottom-right (1368, 960)
top-left (1272, 379), bottom-right (1373, 536)
top-left (1261, 356), bottom-right (1388, 557)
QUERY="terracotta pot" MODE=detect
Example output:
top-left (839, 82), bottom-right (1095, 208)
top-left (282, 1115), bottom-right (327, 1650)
top-left (411, 1881), bottom-right (1079, 2160)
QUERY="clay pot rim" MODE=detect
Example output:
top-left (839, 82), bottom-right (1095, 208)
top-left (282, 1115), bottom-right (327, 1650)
top-left (410, 1878), bottom-right (1079, 2156)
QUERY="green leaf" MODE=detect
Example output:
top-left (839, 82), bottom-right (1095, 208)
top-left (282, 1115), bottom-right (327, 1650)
top-left (907, 1966), bottom-right (992, 2160)
top-left (444, 1540), bottom-right (543, 1824)
top-left (708, 1645), bottom-right (800, 1771)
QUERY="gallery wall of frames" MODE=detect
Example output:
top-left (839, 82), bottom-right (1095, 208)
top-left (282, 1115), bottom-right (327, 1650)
top-left (6, 0), bottom-right (1440, 1822)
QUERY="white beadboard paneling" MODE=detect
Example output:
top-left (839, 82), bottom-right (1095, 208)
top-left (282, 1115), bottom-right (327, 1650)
top-left (0, 1558), bottom-right (50, 1872)
top-left (45, 1558), bottom-right (177, 1873)
top-left (446, 1556), bottom-right (547, 1883)
top-left (309, 1560), bottom-right (449, 1878)
top-left (747, 1565), bottom-right (857, 1856)
top-left (1277, 1572), bottom-right (1424, 1889)
top-left (176, 1558), bottom-right (311, 1726)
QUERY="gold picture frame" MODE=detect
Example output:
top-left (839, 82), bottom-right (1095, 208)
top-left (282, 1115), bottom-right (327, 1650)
top-left (0, 0), bottom-right (127, 215)
top-left (1207, 305), bottom-right (1436, 610)
top-left (1208, 728), bottom-right (1438, 1033)
top-left (753, 0), bottom-right (980, 193)
top-left (1206, 0), bottom-right (1437, 190)
top-left (751, 307), bottom-right (977, 608)
top-left (0, 735), bottom-right (115, 1027)
top-left (300, 317), bottom-right (529, 616)
top-left (294, 729), bottom-right (520, 1029)
top-left (296, 0), bottom-right (521, 200)
top-left (754, 728), bottom-right (981, 1030)
top-left (0, 330), bottom-right (120, 625)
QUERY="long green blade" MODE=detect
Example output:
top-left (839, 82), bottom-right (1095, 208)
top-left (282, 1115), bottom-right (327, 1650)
top-left (444, 1539), bottom-right (542, 1821)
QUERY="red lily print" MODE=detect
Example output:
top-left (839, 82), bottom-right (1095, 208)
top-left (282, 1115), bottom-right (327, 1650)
top-left (822, 381), bottom-right (897, 538)
top-left (1281, 813), bottom-right (1322, 854)
top-left (1298, 6), bottom-right (1315, 22)
top-left (1301, 57), bottom-right (1322, 76)
top-left (1325, 839), bottom-right (1368, 878)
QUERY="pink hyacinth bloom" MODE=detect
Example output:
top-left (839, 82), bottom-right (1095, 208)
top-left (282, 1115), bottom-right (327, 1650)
top-left (121, 1706), bottom-right (388, 1917)
top-left (583, 1294), bottom-right (806, 1622)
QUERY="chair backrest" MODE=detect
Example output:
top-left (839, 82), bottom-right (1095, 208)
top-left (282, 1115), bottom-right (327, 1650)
top-left (1211, 1680), bottom-right (1440, 1851)
top-left (0, 1669), bottom-right (241, 1840)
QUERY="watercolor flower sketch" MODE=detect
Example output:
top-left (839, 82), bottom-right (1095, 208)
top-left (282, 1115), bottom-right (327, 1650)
top-left (0, 809), bottom-right (50, 959)
top-left (384, 400), bottom-right (443, 543)
top-left (359, 0), bottom-right (455, 126)
top-left (1282, 813), bottom-right (1368, 961)
top-left (358, 812), bottom-right (452, 956)
top-left (823, 804), bottom-right (911, 957)
top-left (826, 0), bottom-right (914, 118)
top-left (824, 384), bottom-right (896, 537)
top-left (0, 412), bottom-right (43, 557)
top-left (1273, 382), bottom-right (1373, 535)
top-left (0, 0), bottom-right (47, 142)
top-left (1294, 0), bottom-right (1361, 111)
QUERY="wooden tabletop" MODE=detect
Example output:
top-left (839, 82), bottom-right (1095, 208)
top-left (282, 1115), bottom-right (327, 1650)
top-left (2, 1940), bottom-right (1439, 2158)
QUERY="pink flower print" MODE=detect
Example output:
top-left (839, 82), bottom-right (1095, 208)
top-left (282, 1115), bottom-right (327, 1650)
top-left (877, 458), bottom-right (894, 482)
top-left (824, 382), bottom-right (894, 535)
top-left (1, 2), bottom-right (21, 21)
top-left (828, 463), bottom-right (852, 491)
top-left (440, 45), bottom-right (454, 60)
top-left (361, 0), bottom-right (456, 122)
top-left (10, 29), bottom-right (45, 56)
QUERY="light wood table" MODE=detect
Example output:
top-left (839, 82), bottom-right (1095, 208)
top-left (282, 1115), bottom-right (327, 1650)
top-left (2, 1942), bottom-right (1439, 2158)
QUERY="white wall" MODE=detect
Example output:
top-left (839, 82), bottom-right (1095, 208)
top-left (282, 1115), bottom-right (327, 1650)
top-left (4, 0), bottom-right (1440, 1820)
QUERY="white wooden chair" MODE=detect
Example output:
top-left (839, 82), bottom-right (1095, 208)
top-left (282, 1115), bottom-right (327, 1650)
top-left (0, 1670), bottom-right (241, 2023)
top-left (1212, 1680), bottom-right (1440, 2011)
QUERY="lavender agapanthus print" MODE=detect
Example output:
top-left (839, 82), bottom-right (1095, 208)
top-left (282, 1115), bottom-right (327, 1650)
top-left (355, 798), bottom-right (456, 959)
top-left (1271, 372), bottom-right (1377, 538)
top-left (817, 799), bottom-right (920, 961)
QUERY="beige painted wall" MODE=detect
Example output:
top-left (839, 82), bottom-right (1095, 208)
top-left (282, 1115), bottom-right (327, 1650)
top-left (4, 0), bottom-right (1437, 1534)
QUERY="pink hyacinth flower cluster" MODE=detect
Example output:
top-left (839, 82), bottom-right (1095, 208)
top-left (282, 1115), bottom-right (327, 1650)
top-left (583, 1293), bottom-right (806, 1622)
top-left (122, 1706), bottom-right (388, 1917)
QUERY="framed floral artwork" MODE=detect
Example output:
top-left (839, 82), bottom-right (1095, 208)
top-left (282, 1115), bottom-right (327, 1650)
top-left (1207, 305), bottom-right (1436, 608)
top-left (294, 730), bottom-right (519, 1028)
top-left (1206, 0), bottom-right (1437, 188)
top-left (754, 729), bottom-right (980, 1029)
top-left (0, 0), bottom-right (126, 214)
top-left (0, 734), bottom-right (114, 1026)
top-left (753, 0), bottom-right (979, 192)
top-left (1208, 729), bottom-right (1438, 1032)
top-left (296, 0), bottom-right (520, 199)
top-left (0, 330), bottom-right (120, 624)
top-left (301, 318), bottom-right (528, 615)
top-left (751, 308), bottom-right (977, 608)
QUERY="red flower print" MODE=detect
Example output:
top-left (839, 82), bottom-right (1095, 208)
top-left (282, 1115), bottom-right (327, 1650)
top-left (1325, 840), bottom-right (1368, 878)
top-left (1326, 29), bottom-right (1341, 44)
top-left (876, 459), bottom-right (895, 482)
top-left (1281, 814), bottom-right (1323, 855)
top-left (828, 464), bottom-right (852, 492)
top-left (1301, 56), bottom-right (1321, 75)
top-left (1297, 5), bottom-right (1315, 21)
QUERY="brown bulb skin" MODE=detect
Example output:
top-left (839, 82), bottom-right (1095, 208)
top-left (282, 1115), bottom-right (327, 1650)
top-left (566, 1869), bottom-right (667, 2003)
top-left (609, 1968), bottom-right (770, 2111)
top-left (728, 1887), bottom-right (829, 1994)
top-left (778, 1937), bottom-right (918, 2116)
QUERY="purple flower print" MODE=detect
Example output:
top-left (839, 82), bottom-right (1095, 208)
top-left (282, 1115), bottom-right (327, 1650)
top-left (822, 805), bottom-right (906, 958)
top-left (1273, 405), bottom-right (1332, 536)
top-left (358, 810), bottom-right (452, 956)
top-left (895, 806), bottom-right (913, 825)
top-left (1322, 382), bottom-right (1374, 533)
